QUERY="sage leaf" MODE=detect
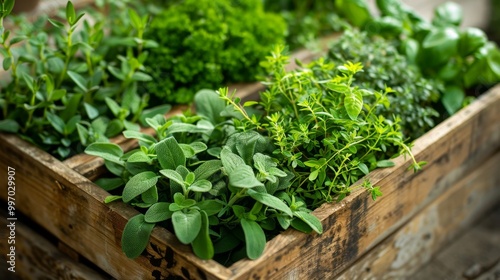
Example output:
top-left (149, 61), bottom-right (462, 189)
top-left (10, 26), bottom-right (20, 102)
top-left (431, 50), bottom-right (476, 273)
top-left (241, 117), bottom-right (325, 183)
top-left (159, 169), bottom-right (185, 187)
top-left (221, 147), bottom-right (245, 174)
top-left (145, 202), bottom-right (173, 223)
top-left (228, 165), bottom-right (263, 189)
top-left (194, 160), bottom-right (222, 180)
top-left (156, 137), bottom-right (185, 170)
top-left (293, 211), bottom-right (323, 234)
top-left (122, 171), bottom-right (159, 203)
top-left (171, 209), bottom-right (202, 244)
top-left (247, 189), bottom-right (293, 217)
top-left (191, 210), bottom-right (214, 260)
top-left (241, 218), bottom-right (266, 260)
top-left (189, 179), bottom-right (212, 192)
top-left (85, 143), bottom-right (124, 164)
top-left (121, 214), bottom-right (155, 259)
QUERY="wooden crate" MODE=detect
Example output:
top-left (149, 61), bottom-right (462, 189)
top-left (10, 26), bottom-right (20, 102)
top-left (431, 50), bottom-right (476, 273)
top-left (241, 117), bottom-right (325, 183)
top-left (0, 83), bottom-right (499, 279)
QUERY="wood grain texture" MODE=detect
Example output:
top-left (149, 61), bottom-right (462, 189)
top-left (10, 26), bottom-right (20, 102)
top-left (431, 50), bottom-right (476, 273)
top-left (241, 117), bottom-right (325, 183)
top-left (0, 134), bottom-right (232, 279)
top-left (336, 150), bottom-right (500, 280)
top-left (0, 210), bottom-right (108, 279)
top-left (227, 85), bottom-right (500, 280)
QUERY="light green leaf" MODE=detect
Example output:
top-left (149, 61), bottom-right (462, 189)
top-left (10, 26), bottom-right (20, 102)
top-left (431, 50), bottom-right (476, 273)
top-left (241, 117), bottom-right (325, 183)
top-left (247, 189), bottom-right (293, 217)
top-left (83, 102), bottom-right (99, 120)
top-left (189, 179), bottom-right (212, 192)
top-left (193, 160), bottom-right (222, 180)
top-left (293, 211), bottom-right (323, 234)
top-left (194, 89), bottom-right (226, 124)
top-left (156, 137), bottom-right (185, 170)
top-left (345, 90), bottom-right (363, 120)
top-left (123, 130), bottom-right (157, 145)
top-left (228, 165), bottom-right (263, 189)
top-left (376, 160), bottom-right (395, 168)
top-left (196, 200), bottom-right (223, 216)
top-left (191, 210), bottom-right (214, 260)
top-left (160, 169), bottom-right (185, 187)
top-left (221, 147), bottom-right (245, 174)
top-left (241, 219), bottom-right (266, 260)
top-left (358, 163), bottom-right (369, 175)
top-left (68, 70), bottom-right (87, 92)
top-left (145, 202), bottom-right (172, 223)
top-left (172, 209), bottom-right (202, 244)
top-left (121, 214), bottom-right (155, 259)
top-left (85, 143), bottom-right (124, 164)
top-left (122, 171), bottom-right (159, 203)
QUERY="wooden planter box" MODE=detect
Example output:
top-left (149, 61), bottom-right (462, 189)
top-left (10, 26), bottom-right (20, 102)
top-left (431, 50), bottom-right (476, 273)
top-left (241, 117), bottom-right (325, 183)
top-left (1, 83), bottom-right (499, 279)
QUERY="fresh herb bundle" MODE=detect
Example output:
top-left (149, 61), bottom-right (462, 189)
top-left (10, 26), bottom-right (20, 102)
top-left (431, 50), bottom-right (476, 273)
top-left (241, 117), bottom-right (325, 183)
top-left (0, 1), bottom-right (169, 158)
top-left (221, 45), bottom-right (424, 208)
top-left (336, 0), bottom-right (500, 115)
top-left (143, 0), bottom-right (287, 104)
top-left (86, 89), bottom-right (322, 264)
top-left (328, 29), bottom-right (442, 139)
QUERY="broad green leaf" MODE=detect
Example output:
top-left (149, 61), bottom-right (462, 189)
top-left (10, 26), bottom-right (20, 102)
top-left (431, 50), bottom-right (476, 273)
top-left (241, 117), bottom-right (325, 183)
top-left (221, 148), bottom-right (245, 174)
top-left (193, 160), bottom-right (222, 180)
top-left (189, 142), bottom-right (208, 154)
top-left (171, 209), bottom-right (202, 244)
top-left (94, 177), bottom-right (124, 191)
top-left (123, 130), bottom-right (157, 145)
top-left (442, 86), bottom-right (465, 115)
top-left (228, 165), bottom-right (263, 189)
top-left (46, 112), bottom-right (65, 134)
top-left (127, 150), bottom-right (152, 164)
top-left (247, 189), bottom-right (293, 217)
top-left (2, 56), bottom-right (11, 70)
top-left (196, 200), bottom-right (223, 216)
top-left (0, 119), bottom-right (19, 133)
top-left (160, 169), bottom-right (185, 187)
top-left (179, 144), bottom-right (196, 158)
top-left (421, 28), bottom-right (459, 67)
top-left (191, 210), bottom-right (214, 260)
top-left (458, 28), bottom-right (487, 57)
top-left (105, 97), bottom-right (122, 117)
top-left (122, 171), bottom-right (159, 203)
top-left (433, 1), bottom-right (462, 27)
top-left (85, 143), bottom-right (124, 164)
top-left (194, 89), bottom-right (226, 124)
top-left (358, 163), bottom-right (369, 175)
top-left (66, 1), bottom-right (76, 25)
top-left (189, 179), bottom-right (212, 192)
top-left (335, 0), bottom-right (372, 27)
top-left (67, 70), bottom-right (88, 92)
top-left (156, 137), bottom-right (185, 170)
top-left (293, 211), bottom-right (323, 234)
top-left (376, 160), bottom-right (396, 168)
top-left (128, 9), bottom-right (143, 29)
top-left (83, 102), bottom-right (99, 119)
top-left (141, 186), bottom-right (158, 204)
top-left (344, 91), bottom-right (363, 120)
top-left (145, 202), bottom-right (173, 223)
top-left (241, 218), bottom-right (266, 260)
top-left (139, 105), bottom-right (171, 126)
top-left (121, 214), bottom-right (155, 258)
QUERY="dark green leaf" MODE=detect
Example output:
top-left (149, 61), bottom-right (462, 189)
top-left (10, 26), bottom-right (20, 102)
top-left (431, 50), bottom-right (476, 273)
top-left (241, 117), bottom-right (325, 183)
top-left (241, 218), bottom-right (266, 260)
top-left (156, 137), bottom-right (185, 170)
top-left (85, 143), bottom-right (124, 164)
top-left (94, 177), bottom-right (124, 191)
top-left (67, 70), bottom-right (88, 92)
top-left (171, 209), bottom-right (202, 244)
top-left (122, 171), bottom-right (159, 203)
top-left (191, 210), bottom-right (214, 259)
top-left (145, 202), bottom-right (173, 223)
top-left (121, 214), bottom-right (155, 258)
top-left (247, 189), bottom-right (293, 216)
top-left (0, 119), bottom-right (19, 133)
top-left (46, 112), bottom-right (66, 134)
top-left (293, 211), bottom-right (323, 234)
top-left (442, 86), bottom-right (465, 115)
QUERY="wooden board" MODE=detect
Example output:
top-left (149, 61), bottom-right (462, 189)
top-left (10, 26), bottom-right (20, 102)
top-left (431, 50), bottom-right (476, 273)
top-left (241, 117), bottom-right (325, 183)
top-left (0, 210), bottom-right (108, 279)
top-left (336, 150), bottom-right (500, 279)
top-left (0, 85), bottom-right (499, 279)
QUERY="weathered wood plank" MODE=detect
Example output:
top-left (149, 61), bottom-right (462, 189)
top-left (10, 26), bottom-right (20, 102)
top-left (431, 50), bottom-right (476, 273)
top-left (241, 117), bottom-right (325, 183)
top-left (0, 210), bottom-right (108, 279)
top-left (228, 85), bottom-right (500, 279)
top-left (410, 205), bottom-right (500, 280)
top-left (0, 133), bottom-right (232, 279)
top-left (336, 150), bottom-right (500, 279)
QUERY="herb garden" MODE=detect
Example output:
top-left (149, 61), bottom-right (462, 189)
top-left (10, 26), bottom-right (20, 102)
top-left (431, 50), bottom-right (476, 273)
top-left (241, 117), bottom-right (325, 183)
top-left (0, 0), bottom-right (499, 279)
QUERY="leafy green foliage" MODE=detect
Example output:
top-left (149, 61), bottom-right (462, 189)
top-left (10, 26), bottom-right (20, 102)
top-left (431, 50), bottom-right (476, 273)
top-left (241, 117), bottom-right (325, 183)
top-left (143, 0), bottom-right (286, 103)
top-left (0, 1), bottom-right (169, 158)
top-left (348, 0), bottom-right (500, 115)
top-left (327, 29), bottom-right (442, 139)
top-left (86, 90), bottom-right (322, 263)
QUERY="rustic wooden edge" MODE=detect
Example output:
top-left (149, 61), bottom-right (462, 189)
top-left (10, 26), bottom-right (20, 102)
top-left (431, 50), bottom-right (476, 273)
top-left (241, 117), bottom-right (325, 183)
top-left (335, 148), bottom-right (500, 279)
top-left (226, 85), bottom-right (500, 279)
top-left (0, 210), bottom-right (108, 279)
top-left (0, 132), bottom-right (233, 279)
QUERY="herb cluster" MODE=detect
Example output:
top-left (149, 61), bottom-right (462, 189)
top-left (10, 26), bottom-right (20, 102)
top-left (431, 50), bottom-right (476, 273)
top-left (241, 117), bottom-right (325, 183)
top-left (0, 1), bottom-right (169, 158)
top-left (327, 29), bottom-right (442, 139)
top-left (144, 0), bottom-right (287, 104)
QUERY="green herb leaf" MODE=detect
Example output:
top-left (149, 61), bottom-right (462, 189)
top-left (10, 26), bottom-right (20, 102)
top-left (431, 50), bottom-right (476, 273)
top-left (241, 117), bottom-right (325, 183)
top-left (191, 210), bottom-right (214, 260)
top-left (376, 160), bottom-right (395, 168)
top-left (145, 202), bottom-right (173, 223)
top-left (156, 137), bottom-right (185, 170)
top-left (122, 171), bottom-right (159, 203)
top-left (241, 218), bottom-right (266, 260)
top-left (247, 189), bottom-right (293, 217)
top-left (171, 209), bottom-right (202, 244)
top-left (121, 214), bottom-right (155, 259)
top-left (159, 169), bottom-right (185, 187)
top-left (189, 179), bottom-right (212, 192)
top-left (193, 160), bottom-right (222, 180)
top-left (293, 211), bottom-right (323, 234)
top-left (344, 90), bottom-right (363, 120)
top-left (85, 143), bottom-right (124, 164)
top-left (94, 177), bottom-right (124, 191)
top-left (228, 165), bottom-right (263, 189)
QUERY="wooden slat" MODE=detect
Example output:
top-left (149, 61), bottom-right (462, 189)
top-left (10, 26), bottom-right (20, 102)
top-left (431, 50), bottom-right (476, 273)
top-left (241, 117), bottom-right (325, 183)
top-left (0, 210), bottom-right (108, 279)
top-left (227, 85), bottom-right (500, 279)
top-left (0, 134), bottom-right (232, 279)
top-left (336, 150), bottom-right (500, 279)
